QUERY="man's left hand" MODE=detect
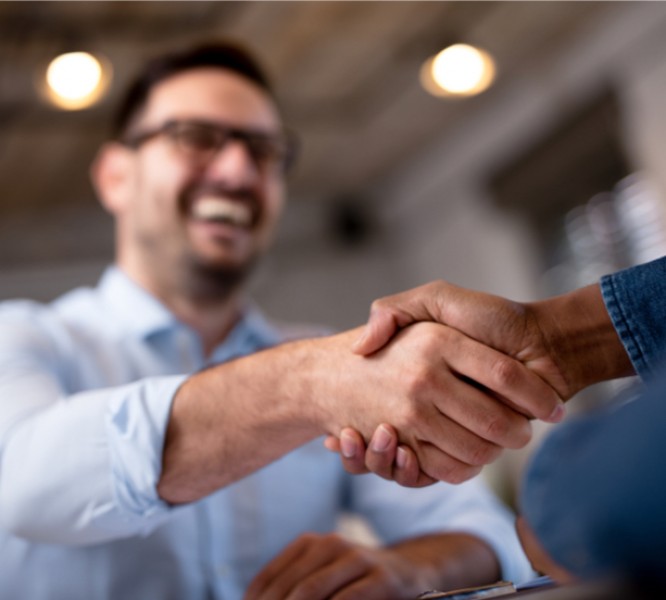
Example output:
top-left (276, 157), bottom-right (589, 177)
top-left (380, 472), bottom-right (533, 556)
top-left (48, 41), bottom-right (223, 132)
top-left (245, 533), bottom-right (426, 600)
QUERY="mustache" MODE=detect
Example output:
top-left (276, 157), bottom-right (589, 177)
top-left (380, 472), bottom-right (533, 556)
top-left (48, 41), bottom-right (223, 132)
top-left (179, 181), bottom-right (260, 219)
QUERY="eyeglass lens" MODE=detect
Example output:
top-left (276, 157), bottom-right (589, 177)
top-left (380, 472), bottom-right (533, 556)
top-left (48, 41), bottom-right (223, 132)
top-left (170, 122), bottom-right (292, 170)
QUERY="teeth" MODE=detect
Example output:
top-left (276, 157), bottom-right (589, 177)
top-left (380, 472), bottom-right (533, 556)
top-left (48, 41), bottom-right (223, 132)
top-left (192, 197), bottom-right (252, 227)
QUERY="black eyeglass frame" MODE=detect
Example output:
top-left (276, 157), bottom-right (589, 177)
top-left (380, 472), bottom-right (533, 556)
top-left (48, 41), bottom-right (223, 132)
top-left (120, 118), bottom-right (299, 173)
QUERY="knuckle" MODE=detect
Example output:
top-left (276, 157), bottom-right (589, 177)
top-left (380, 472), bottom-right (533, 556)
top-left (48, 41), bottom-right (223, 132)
top-left (404, 364), bottom-right (434, 396)
top-left (468, 441), bottom-right (502, 466)
top-left (490, 356), bottom-right (520, 389)
top-left (483, 414), bottom-right (511, 442)
top-left (398, 403), bottom-right (423, 430)
top-left (370, 298), bottom-right (389, 313)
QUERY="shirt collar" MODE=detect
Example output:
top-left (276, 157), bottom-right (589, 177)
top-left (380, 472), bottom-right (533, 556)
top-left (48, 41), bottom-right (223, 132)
top-left (96, 266), bottom-right (283, 351)
top-left (97, 266), bottom-right (179, 339)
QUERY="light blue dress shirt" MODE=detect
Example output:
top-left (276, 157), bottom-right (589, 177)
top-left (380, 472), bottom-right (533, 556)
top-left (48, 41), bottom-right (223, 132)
top-left (0, 267), bottom-right (531, 599)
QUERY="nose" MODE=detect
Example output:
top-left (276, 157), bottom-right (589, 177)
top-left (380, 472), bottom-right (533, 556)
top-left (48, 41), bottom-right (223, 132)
top-left (203, 138), bottom-right (260, 187)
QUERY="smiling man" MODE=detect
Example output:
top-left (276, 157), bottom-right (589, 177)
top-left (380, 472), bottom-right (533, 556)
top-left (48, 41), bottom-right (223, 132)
top-left (0, 43), bottom-right (536, 599)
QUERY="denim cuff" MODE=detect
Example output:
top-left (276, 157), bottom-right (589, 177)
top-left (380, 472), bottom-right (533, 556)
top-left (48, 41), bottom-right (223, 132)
top-left (600, 256), bottom-right (666, 380)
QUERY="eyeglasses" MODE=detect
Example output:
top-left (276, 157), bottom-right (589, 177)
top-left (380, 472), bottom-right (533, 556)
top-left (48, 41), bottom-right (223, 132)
top-left (121, 119), bottom-right (299, 172)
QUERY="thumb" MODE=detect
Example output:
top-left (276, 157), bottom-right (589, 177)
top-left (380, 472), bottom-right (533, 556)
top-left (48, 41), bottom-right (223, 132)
top-left (352, 306), bottom-right (400, 355)
top-left (352, 282), bottom-right (448, 355)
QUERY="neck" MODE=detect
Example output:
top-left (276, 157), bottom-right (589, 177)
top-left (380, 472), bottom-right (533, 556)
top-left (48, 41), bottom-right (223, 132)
top-left (165, 288), bottom-right (244, 356)
top-left (119, 255), bottom-right (248, 356)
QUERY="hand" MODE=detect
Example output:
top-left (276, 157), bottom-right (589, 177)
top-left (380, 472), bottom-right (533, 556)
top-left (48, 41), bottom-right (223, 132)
top-left (313, 322), bottom-right (561, 484)
top-left (244, 533), bottom-right (420, 600)
top-left (245, 531), bottom-right (500, 600)
top-left (326, 280), bottom-right (575, 484)
top-left (353, 280), bottom-right (572, 410)
top-left (323, 424), bottom-right (435, 487)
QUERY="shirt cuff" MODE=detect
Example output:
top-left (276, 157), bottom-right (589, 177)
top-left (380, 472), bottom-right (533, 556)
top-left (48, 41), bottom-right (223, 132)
top-left (600, 256), bottom-right (666, 379)
top-left (106, 375), bottom-right (187, 531)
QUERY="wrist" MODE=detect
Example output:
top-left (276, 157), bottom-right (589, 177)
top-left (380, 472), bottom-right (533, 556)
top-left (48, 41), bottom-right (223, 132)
top-left (528, 283), bottom-right (634, 398)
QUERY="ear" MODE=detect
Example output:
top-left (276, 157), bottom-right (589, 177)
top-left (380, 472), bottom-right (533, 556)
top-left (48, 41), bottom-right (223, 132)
top-left (90, 142), bottom-right (136, 216)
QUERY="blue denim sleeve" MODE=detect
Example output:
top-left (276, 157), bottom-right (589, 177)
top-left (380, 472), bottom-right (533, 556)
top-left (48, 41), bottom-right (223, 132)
top-left (601, 255), bottom-right (666, 379)
top-left (520, 368), bottom-right (666, 581)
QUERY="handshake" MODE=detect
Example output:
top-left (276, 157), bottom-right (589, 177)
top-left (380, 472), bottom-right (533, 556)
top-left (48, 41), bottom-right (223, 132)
top-left (320, 279), bottom-right (633, 487)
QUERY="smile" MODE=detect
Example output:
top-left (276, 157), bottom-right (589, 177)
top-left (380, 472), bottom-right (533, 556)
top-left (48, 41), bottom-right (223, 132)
top-left (191, 197), bottom-right (253, 227)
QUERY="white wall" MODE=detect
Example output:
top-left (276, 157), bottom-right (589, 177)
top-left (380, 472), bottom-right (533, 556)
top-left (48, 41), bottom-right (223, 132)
top-left (250, 3), bottom-right (666, 340)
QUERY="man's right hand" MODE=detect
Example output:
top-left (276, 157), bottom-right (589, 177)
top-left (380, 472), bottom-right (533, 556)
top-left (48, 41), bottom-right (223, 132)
top-left (309, 321), bottom-right (561, 486)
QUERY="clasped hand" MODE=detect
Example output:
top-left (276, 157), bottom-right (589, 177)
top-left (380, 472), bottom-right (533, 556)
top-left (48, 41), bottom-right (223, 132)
top-left (324, 280), bottom-right (569, 486)
top-left (245, 533), bottom-right (420, 600)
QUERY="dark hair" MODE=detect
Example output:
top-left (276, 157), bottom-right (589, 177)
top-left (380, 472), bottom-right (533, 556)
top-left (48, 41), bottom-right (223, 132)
top-left (112, 41), bottom-right (273, 139)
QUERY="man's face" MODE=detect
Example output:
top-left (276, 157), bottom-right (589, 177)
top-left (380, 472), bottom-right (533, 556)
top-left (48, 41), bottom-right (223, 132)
top-left (117, 68), bottom-right (287, 284)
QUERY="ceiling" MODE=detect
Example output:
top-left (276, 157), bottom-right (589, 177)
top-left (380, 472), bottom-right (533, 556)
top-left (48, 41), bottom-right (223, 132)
top-left (0, 1), bottom-right (616, 268)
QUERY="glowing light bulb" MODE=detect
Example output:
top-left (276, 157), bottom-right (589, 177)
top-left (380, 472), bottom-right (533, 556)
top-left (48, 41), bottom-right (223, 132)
top-left (44, 52), bottom-right (110, 110)
top-left (421, 44), bottom-right (496, 98)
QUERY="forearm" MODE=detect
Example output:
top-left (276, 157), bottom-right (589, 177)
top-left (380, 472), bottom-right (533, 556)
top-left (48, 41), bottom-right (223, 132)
top-left (157, 337), bottom-right (330, 504)
top-left (527, 283), bottom-right (634, 398)
top-left (388, 533), bottom-right (501, 593)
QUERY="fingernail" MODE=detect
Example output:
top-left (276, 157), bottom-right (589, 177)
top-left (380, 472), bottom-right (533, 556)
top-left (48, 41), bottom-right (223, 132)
top-left (547, 402), bottom-right (566, 423)
top-left (340, 431), bottom-right (357, 458)
top-left (396, 446), bottom-right (408, 470)
top-left (370, 425), bottom-right (392, 452)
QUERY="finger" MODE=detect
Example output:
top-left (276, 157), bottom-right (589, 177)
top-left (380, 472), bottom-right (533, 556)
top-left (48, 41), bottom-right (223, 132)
top-left (394, 445), bottom-right (437, 488)
top-left (365, 424), bottom-right (399, 480)
top-left (340, 427), bottom-right (436, 488)
top-left (441, 327), bottom-right (564, 424)
top-left (254, 535), bottom-right (355, 600)
top-left (415, 440), bottom-right (483, 484)
top-left (415, 408), bottom-right (503, 473)
top-left (332, 571), bottom-right (394, 600)
top-left (339, 428), bottom-right (370, 475)
top-left (432, 373), bottom-right (533, 450)
top-left (323, 435), bottom-right (341, 453)
top-left (246, 535), bottom-right (313, 599)
top-left (352, 283), bottom-right (445, 356)
top-left (284, 550), bottom-right (369, 600)
top-left (352, 309), bottom-right (398, 356)
top-left (333, 426), bottom-right (434, 487)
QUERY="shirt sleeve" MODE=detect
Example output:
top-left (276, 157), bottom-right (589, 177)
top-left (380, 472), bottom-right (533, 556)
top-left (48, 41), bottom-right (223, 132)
top-left (0, 305), bottom-right (185, 545)
top-left (347, 473), bottom-right (534, 584)
top-left (519, 367), bottom-right (666, 581)
top-left (601, 255), bottom-right (666, 379)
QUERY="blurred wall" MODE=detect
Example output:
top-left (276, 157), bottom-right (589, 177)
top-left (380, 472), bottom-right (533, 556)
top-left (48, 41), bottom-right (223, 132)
top-left (3, 4), bottom-right (666, 335)
top-left (252, 1), bottom-right (666, 337)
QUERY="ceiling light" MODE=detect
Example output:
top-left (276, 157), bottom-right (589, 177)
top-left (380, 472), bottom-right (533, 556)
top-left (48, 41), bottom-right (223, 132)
top-left (44, 51), bottom-right (111, 110)
top-left (421, 43), bottom-right (496, 98)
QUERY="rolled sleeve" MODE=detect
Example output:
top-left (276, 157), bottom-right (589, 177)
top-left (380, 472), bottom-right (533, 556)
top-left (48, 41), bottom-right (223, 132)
top-left (106, 375), bottom-right (187, 525)
top-left (601, 256), bottom-right (666, 379)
